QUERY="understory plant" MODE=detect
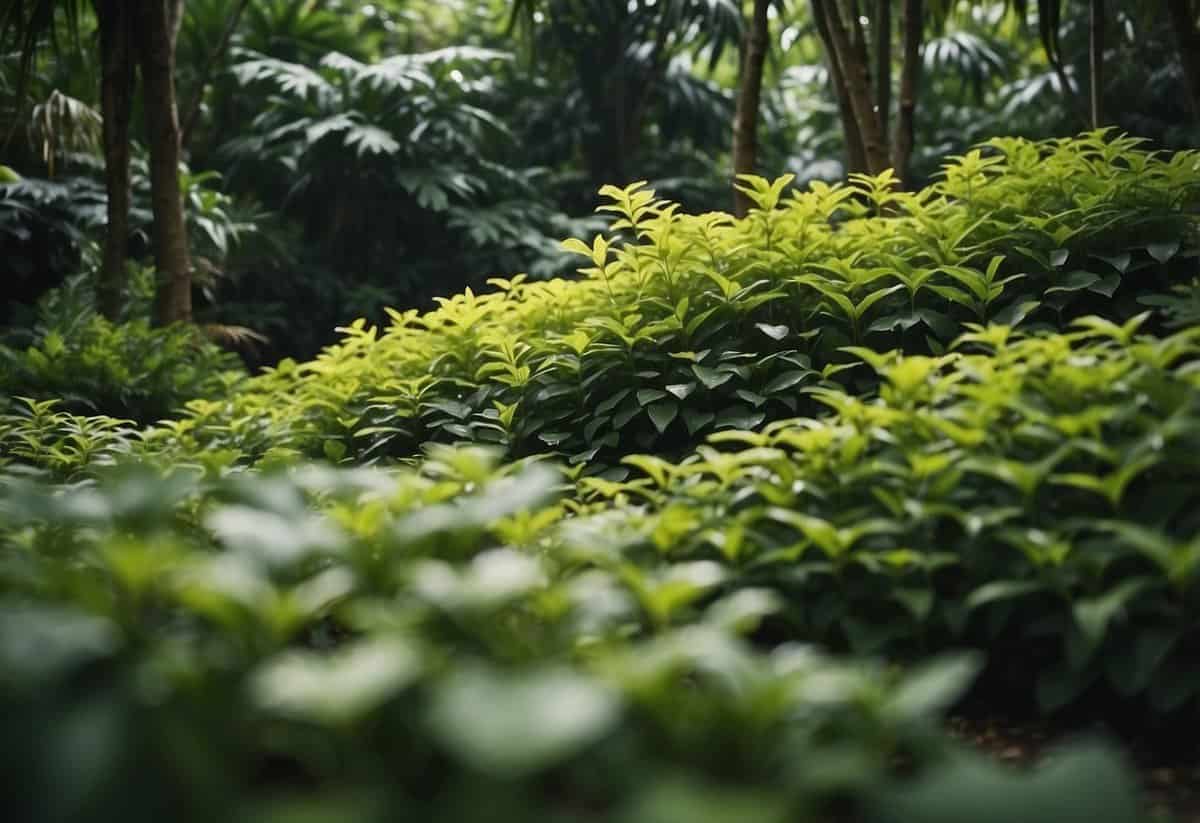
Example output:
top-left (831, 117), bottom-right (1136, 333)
top-left (1, 131), bottom-right (1198, 821)
top-left (0, 452), bottom-right (1143, 822)
top-left (147, 132), bottom-right (1200, 471)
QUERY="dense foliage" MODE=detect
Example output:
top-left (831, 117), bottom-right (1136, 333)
top-left (2, 132), bottom-right (1198, 819)
top-left (1, 266), bottom-right (244, 422)
top-left (0, 452), bottom-right (1142, 823)
top-left (148, 134), bottom-right (1200, 469)
top-left (4, 0), bottom-right (1200, 816)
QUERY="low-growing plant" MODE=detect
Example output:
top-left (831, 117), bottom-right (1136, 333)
top-left (4, 132), bottom-right (1200, 821)
top-left (583, 321), bottom-right (1200, 720)
top-left (0, 452), bottom-right (1143, 822)
top-left (153, 133), bottom-right (1199, 473)
top-left (1, 268), bottom-right (245, 424)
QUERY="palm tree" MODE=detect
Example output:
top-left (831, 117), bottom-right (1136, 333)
top-left (1, 0), bottom-right (192, 324)
top-left (508, 0), bottom-right (744, 190)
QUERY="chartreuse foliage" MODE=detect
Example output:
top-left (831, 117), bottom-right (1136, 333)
top-left (583, 322), bottom-right (1200, 717)
top-left (2, 133), bottom-right (1198, 819)
top-left (0, 451), bottom-right (1140, 822)
top-left (153, 133), bottom-right (1200, 469)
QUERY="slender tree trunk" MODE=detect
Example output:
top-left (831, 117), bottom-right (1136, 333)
top-left (820, 0), bottom-right (889, 174)
top-left (1089, 0), bottom-right (1104, 128)
top-left (181, 0), bottom-right (251, 149)
top-left (136, 0), bottom-right (192, 325)
top-left (873, 0), bottom-right (891, 148)
top-left (811, 0), bottom-right (867, 174)
top-left (733, 0), bottom-right (771, 217)
top-left (95, 0), bottom-right (135, 320)
top-left (893, 0), bottom-right (922, 189)
top-left (167, 0), bottom-right (185, 46)
top-left (1166, 0), bottom-right (1200, 121)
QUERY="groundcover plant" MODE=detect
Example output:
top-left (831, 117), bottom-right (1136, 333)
top-left (1, 133), bottom-right (1198, 821)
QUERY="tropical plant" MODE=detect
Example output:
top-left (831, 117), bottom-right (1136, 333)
top-left (144, 134), bottom-right (1199, 473)
top-left (0, 0), bottom-right (194, 323)
top-left (0, 448), bottom-right (1146, 821)
top-left (218, 43), bottom-right (602, 310)
top-left (507, 0), bottom-right (743, 192)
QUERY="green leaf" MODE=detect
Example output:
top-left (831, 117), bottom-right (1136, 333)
top-left (875, 742), bottom-right (1140, 823)
top-left (252, 638), bottom-right (420, 727)
top-left (762, 369), bottom-right (812, 395)
top-left (692, 364), bottom-right (733, 390)
top-left (424, 399), bottom-right (473, 420)
top-left (1094, 251), bottom-right (1131, 273)
top-left (755, 323), bottom-right (790, 341)
top-left (647, 401), bottom-right (679, 434)
top-left (893, 587), bottom-right (935, 622)
top-left (594, 389), bottom-right (631, 415)
top-left (965, 580), bottom-right (1046, 611)
top-left (1088, 272), bottom-right (1121, 298)
top-left (666, 382), bottom-right (697, 400)
top-left (885, 653), bottom-right (983, 720)
top-left (714, 406), bottom-right (765, 431)
top-left (1036, 664), bottom-right (1093, 713)
top-left (734, 389), bottom-right (767, 407)
top-left (612, 401), bottom-right (641, 429)
top-left (636, 388), bottom-right (668, 406)
top-left (1046, 270), bottom-right (1101, 295)
top-left (1072, 578), bottom-right (1153, 655)
top-left (429, 666), bottom-right (619, 777)
top-left (992, 299), bottom-right (1040, 327)
top-left (1147, 240), bottom-right (1180, 263)
top-left (918, 308), bottom-right (959, 339)
top-left (681, 408), bottom-right (715, 435)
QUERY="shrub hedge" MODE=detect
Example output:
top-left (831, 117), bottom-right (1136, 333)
top-left (2, 132), bottom-right (1198, 820)
top-left (146, 132), bottom-right (1200, 470)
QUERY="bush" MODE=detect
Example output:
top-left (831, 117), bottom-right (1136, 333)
top-left (0, 453), bottom-right (1143, 822)
top-left (0, 269), bottom-right (245, 424)
top-left (577, 322), bottom-right (1200, 719)
top-left (156, 133), bottom-right (1200, 468)
top-left (1, 132), bottom-right (1196, 820)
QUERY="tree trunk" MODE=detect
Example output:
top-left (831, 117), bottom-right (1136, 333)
top-left (181, 0), bottom-right (251, 149)
top-left (892, 0), bottom-right (922, 189)
top-left (732, 0), bottom-right (771, 217)
top-left (873, 0), bottom-right (891, 148)
top-left (95, 0), bottom-right (135, 321)
top-left (1089, 0), bottom-right (1104, 128)
top-left (167, 0), bottom-right (185, 46)
top-left (811, 0), bottom-right (867, 174)
top-left (1166, 0), bottom-right (1200, 121)
top-left (136, 0), bottom-right (192, 325)
top-left (818, 0), bottom-right (890, 174)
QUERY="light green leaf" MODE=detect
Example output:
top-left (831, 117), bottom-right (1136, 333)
top-left (429, 666), bottom-right (619, 777)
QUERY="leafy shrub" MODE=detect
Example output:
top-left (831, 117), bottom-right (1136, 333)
top-left (573, 321), bottom-right (1200, 720)
top-left (1, 270), bottom-right (245, 424)
top-left (0, 157), bottom-right (257, 323)
top-left (0, 173), bottom-right (103, 318)
top-left (160, 133), bottom-right (1200, 469)
top-left (0, 452), bottom-right (1142, 822)
top-left (0, 397), bottom-right (137, 479)
top-left (219, 45), bottom-right (605, 313)
top-left (2, 132), bottom-right (1198, 819)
